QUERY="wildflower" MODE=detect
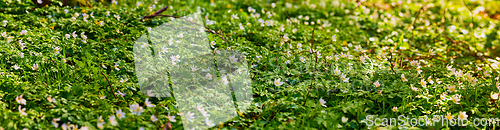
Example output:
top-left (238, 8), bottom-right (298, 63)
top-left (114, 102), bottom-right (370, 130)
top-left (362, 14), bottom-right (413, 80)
top-left (427, 77), bottom-right (434, 85)
top-left (458, 111), bottom-right (468, 121)
top-left (20, 52), bottom-right (24, 58)
top-left (54, 46), bottom-right (60, 54)
top-left (116, 109), bottom-right (125, 119)
top-left (332, 35), bottom-right (337, 41)
top-left (99, 21), bottom-right (104, 26)
top-left (13, 64), bottom-right (21, 70)
top-left (274, 78), bottom-right (284, 86)
top-left (491, 92), bottom-right (499, 100)
top-left (136, 1), bottom-right (142, 7)
top-left (114, 63), bottom-right (120, 71)
top-left (292, 28), bottom-right (297, 33)
top-left (283, 34), bottom-right (289, 42)
top-left (445, 112), bottom-right (453, 120)
top-left (222, 75), bottom-right (229, 85)
top-left (285, 60), bottom-right (291, 64)
top-left (52, 118), bottom-right (60, 128)
top-left (191, 66), bottom-right (198, 71)
top-left (7, 36), bottom-right (13, 43)
top-left (297, 43), bottom-right (303, 50)
top-left (19, 105), bottom-right (27, 116)
top-left (420, 79), bottom-right (427, 88)
top-left (177, 33), bottom-right (184, 38)
top-left (231, 14), bottom-right (239, 20)
top-left (326, 56), bottom-right (332, 60)
top-left (392, 107), bottom-right (398, 112)
top-left (229, 55), bottom-right (238, 63)
top-left (334, 67), bottom-right (341, 75)
top-left (102, 63), bottom-right (107, 69)
top-left (410, 60), bottom-right (419, 66)
top-left (47, 95), bottom-right (55, 103)
top-left (65, 34), bottom-right (70, 39)
top-left (319, 98), bottom-right (327, 107)
top-left (108, 115), bottom-right (118, 126)
top-left (2, 20), bottom-right (6, 27)
top-left (452, 95), bottom-right (461, 104)
top-left (167, 113), bottom-right (176, 122)
top-left (340, 74), bottom-right (349, 83)
top-left (120, 78), bottom-right (128, 83)
top-left (354, 45), bottom-right (362, 52)
top-left (210, 41), bottom-right (216, 48)
top-left (129, 103), bottom-right (144, 115)
top-left (410, 84), bottom-right (418, 91)
top-left (360, 56), bottom-right (366, 63)
top-left (186, 111), bottom-right (195, 122)
top-left (373, 81), bottom-right (381, 87)
top-left (145, 98), bottom-right (155, 108)
top-left (151, 115), bottom-right (158, 122)
top-left (299, 56), bottom-right (306, 63)
top-left (97, 116), bottom-right (105, 129)
top-left (19, 40), bottom-right (26, 50)
top-left (114, 14), bottom-right (121, 21)
top-left (16, 95), bottom-right (27, 105)
top-left (440, 93), bottom-right (448, 100)
top-left (429, 49), bottom-right (435, 55)
top-left (341, 116), bottom-right (348, 123)
top-left (20, 30), bottom-right (27, 35)
top-left (256, 56), bottom-right (262, 63)
top-left (1, 32), bottom-right (6, 37)
top-left (206, 73), bottom-right (212, 80)
top-left (116, 91), bottom-right (126, 97)
top-left (99, 95), bottom-right (106, 99)
top-left (416, 66), bottom-right (422, 75)
top-left (206, 117), bottom-right (216, 127)
top-left (32, 63), bottom-right (39, 70)
top-left (72, 31), bottom-right (77, 38)
top-left (454, 70), bottom-right (463, 77)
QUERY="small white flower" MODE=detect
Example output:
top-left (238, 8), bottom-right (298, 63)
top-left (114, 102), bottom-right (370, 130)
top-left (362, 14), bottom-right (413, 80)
top-left (332, 35), bottom-right (337, 41)
top-left (206, 73), bottom-right (212, 80)
top-left (114, 63), bottom-right (120, 71)
top-left (401, 74), bottom-right (408, 82)
top-left (392, 107), bottom-right (398, 112)
top-left (186, 111), bottom-right (195, 122)
top-left (341, 116), bottom-right (348, 123)
top-left (19, 105), bottom-right (27, 116)
top-left (167, 113), bottom-right (176, 122)
top-left (373, 81), bottom-right (381, 87)
top-left (458, 111), bottom-right (468, 120)
top-left (206, 117), bottom-right (216, 127)
top-left (334, 67), bottom-right (341, 75)
top-left (491, 92), bottom-right (499, 100)
top-left (145, 98), bottom-right (155, 108)
top-left (20, 30), bottom-right (27, 35)
top-left (410, 84), bottom-right (418, 91)
top-left (16, 95), bottom-right (27, 105)
top-left (31, 63), bottom-right (39, 70)
top-left (52, 118), bottom-right (60, 128)
top-left (299, 56), bottom-right (306, 63)
top-left (109, 115), bottom-right (118, 126)
top-left (319, 98), bottom-right (327, 107)
top-left (191, 65), bottom-right (198, 71)
top-left (2, 20), bottom-right (7, 27)
top-left (274, 78), bottom-right (284, 86)
top-left (129, 103), bottom-right (144, 115)
top-left (116, 109), bottom-right (125, 119)
top-left (340, 74), bottom-right (349, 83)
top-left (97, 116), bottom-right (105, 129)
top-left (452, 95), bottom-right (461, 104)
top-left (120, 78), bottom-right (128, 83)
top-left (13, 64), bottom-right (21, 70)
top-left (151, 115), bottom-right (158, 122)
top-left (229, 55), bottom-right (238, 63)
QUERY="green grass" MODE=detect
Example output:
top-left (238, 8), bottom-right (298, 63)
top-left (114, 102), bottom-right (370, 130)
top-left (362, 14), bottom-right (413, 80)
top-left (1, 0), bottom-right (500, 129)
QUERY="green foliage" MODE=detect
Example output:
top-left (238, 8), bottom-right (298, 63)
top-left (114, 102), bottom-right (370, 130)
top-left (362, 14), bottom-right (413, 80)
top-left (0, 0), bottom-right (500, 129)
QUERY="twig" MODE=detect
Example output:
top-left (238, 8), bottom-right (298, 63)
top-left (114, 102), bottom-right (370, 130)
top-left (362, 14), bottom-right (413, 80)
top-left (100, 71), bottom-right (117, 98)
top-left (303, 29), bottom-right (316, 107)
top-left (387, 51), bottom-right (397, 74)
top-left (410, 5), bottom-right (426, 45)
